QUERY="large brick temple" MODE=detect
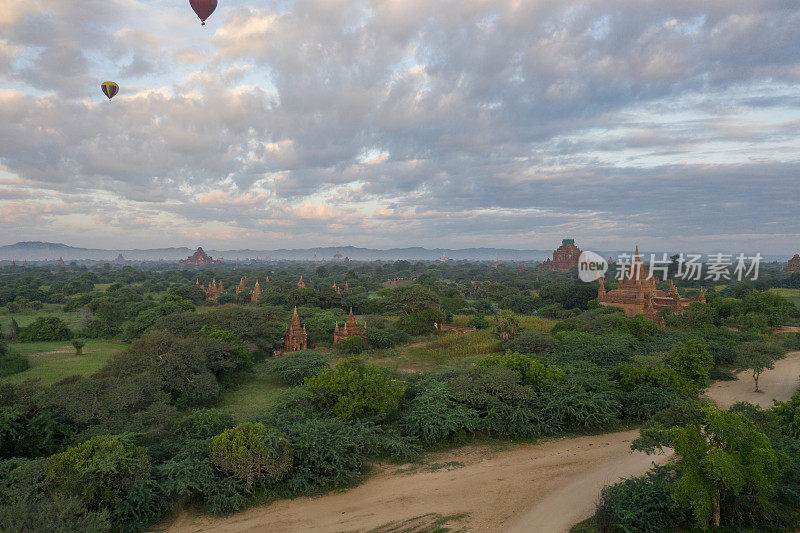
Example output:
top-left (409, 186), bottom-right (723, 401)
top-left (541, 239), bottom-right (582, 271)
top-left (784, 254), bottom-right (800, 273)
top-left (597, 246), bottom-right (704, 326)
top-left (180, 247), bottom-right (219, 268)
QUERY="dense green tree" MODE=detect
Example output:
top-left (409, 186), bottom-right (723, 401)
top-left (668, 340), bottom-right (713, 388)
top-left (305, 358), bottom-right (405, 421)
top-left (47, 435), bottom-right (151, 510)
top-left (209, 423), bottom-right (293, 491)
top-left (19, 316), bottom-right (72, 342)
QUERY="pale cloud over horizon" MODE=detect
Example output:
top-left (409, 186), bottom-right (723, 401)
top-left (1, 0), bottom-right (799, 253)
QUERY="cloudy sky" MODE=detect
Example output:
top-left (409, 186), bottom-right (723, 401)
top-left (1, 0), bottom-right (799, 253)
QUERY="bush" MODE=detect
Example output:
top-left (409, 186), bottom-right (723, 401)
top-left (398, 309), bottom-right (446, 335)
top-left (171, 408), bottom-right (235, 440)
top-left (476, 351), bottom-right (564, 390)
top-left (447, 366), bottom-right (551, 438)
top-left (0, 353), bottom-right (29, 377)
top-left (774, 391), bottom-right (800, 440)
top-left (72, 339), bottom-right (86, 355)
top-left (595, 465), bottom-right (687, 533)
top-left (264, 351), bottom-right (329, 385)
top-left (400, 382), bottom-right (479, 445)
top-left (47, 435), bottom-right (151, 510)
top-left (502, 329), bottom-right (556, 354)
top-left (209, 423), bottom-right (293, 492)
top-left (305, 358), bottom-right (406, 421)
top-left (19, 316), bottom-right (72, 342)
top-left (668, 339), bottom-right (713, 387)
top-left (0, 495), bottom-right (111, 533)
top-left (336, 335), bottom-right (366, 355)
top-left (268, 416), bottom-right (374, 496)
top-left (367, 327), bottom-right (412, 349)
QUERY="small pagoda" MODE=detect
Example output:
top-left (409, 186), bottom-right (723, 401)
top-left (334, 308), bottom-right (367, 344)
top-left (284, 307), bottom-right (308, 352)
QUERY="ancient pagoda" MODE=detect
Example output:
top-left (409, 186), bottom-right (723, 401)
top-left (333, 308), bottom-right (367, 345)
top-left (198, 278), bottom-right (223, 302)
top-left (784, 254), bottom-right (800, 273)
top-left (284, 307), bottom-right (308, 352)
top-left (597, 246), bottom-right (704, 326)
top-left (297, 276), bottom-right (306, 289)
top-left (541, 239), bottom-right (582, 271)
top-left (251, 280), bottom-right (262, 303)
top-left (235, 276), bottom-right (248, 294)
top-left (180, 247), bottom-right (219, 268)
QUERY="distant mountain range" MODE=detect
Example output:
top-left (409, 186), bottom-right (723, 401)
top-left (0, 241), bottom-right (788, 263)
top-left (0, 241), bottom-right (554, 262)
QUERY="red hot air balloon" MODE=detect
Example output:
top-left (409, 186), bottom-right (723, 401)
top-left (190, 0), bottom-right (217, 25)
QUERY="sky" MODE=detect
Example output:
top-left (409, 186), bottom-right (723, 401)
top-left (1, 0), bottom-right (799, 254)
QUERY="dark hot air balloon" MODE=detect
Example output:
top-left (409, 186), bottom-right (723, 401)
top-left (190, 0), bottom-right (217, 25)
top-left (101, 81), bottom-right (119, 100)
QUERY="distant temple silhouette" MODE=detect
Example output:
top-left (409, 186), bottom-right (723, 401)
top-left (541, 239), bottom-right (582, 271)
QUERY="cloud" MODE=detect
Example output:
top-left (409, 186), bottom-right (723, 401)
top-left (0, 0), bottom-right (799, 251)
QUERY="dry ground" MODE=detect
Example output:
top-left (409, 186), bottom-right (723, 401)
top-left (167, 352), bottom-right (800, 533)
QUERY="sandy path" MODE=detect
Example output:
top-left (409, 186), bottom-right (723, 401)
top-left (705, 350), bottom-right (800, 409)
top-left (167, 352), bottom-right (800, 533)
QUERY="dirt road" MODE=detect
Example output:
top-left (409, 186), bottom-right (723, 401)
top-left (168, 352), bottom-right (800, 533)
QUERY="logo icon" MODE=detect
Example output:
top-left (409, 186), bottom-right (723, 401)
top-left (578, 250), bottom-right (608, 282)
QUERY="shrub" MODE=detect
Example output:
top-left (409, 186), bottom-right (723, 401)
top-left (622, 386), bottom-right (685, 421)
top-left (0, 353), bottom-right (29, 377)
top-left (171, 409), bottom-right (235, 440)
top-left (398, 309), bottom-right (446, 335)
top-left (19, 316), bottom-right (72, 342)
top-left (156, 440), bottom-right (248, 516)
top-left (552, 331), bottom-right (637, 367)
top-left (447, 366), bottom-right (551, 438)
top-left (306, 358), bottom-right (406, 421)
top-left (209, 423), bottom-right (293, 492)
top-left (545, 380), bottom-right (621, 431)
top-left (72, 339), bottom-right (86, 355)
top-left (0, 495), bottom-right (111, 533)
top-left (502, 329), bottom-right (557, 354)
top-left (336, 335), bottom-right (366, 355)
top-left (367, 327), bottom-right (412, 349)
top-left (47, 435), bottom-right (151, 510)
top-left (269, 416), bottom-right (373, 496)
top-left (400, 382), bottom-right (479, 445)
top-left (595, 465), bottom-right (687, 533)
top-left (774, 391), bottom-right (800, 440)
top-left (264, 351), bottom-right (329, 385)
top-left (668, 339), bottom-right (713, 387)
top-left (476, 351), bottom-right (564, 389)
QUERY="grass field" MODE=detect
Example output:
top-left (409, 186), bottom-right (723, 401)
top-left (2, 341), bottom-right (128, 386)
top-left (406, 329), bottom-right (501, 364)
top-left (769, 288), bottom-right (800, 310)
top-left (0, 304), bottom-right (84, 333)
top-left (219, 359), bottom-right (290, 422)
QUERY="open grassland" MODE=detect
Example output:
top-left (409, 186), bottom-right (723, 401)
top-left (0, 304), bottom-right (84, 332)
top-left (517, 314), bottom-right (557, 332)
top-left (218, 358), bottom-right (290, 422)
top-left (2, 341), bottom-right (128, 386)
top-left (769, 288), bottom-right (800, 310)
top-left (406, 329), bottom-right (501, 364)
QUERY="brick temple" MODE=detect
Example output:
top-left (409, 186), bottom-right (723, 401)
top-left (180, 247), bottom-right (219, 268)
top-left (197, 278), bottom-right (223, 302)
top-left (784, 254), bottom-right (800, 273)
top-left (597, 246), bottom-right (704, 326)
top-left (284, 307), bottom-right (308, 352)
top-left (334, 308), bottom-right (367, 344)
top-left (541, 239), bottom-right (582, 270)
